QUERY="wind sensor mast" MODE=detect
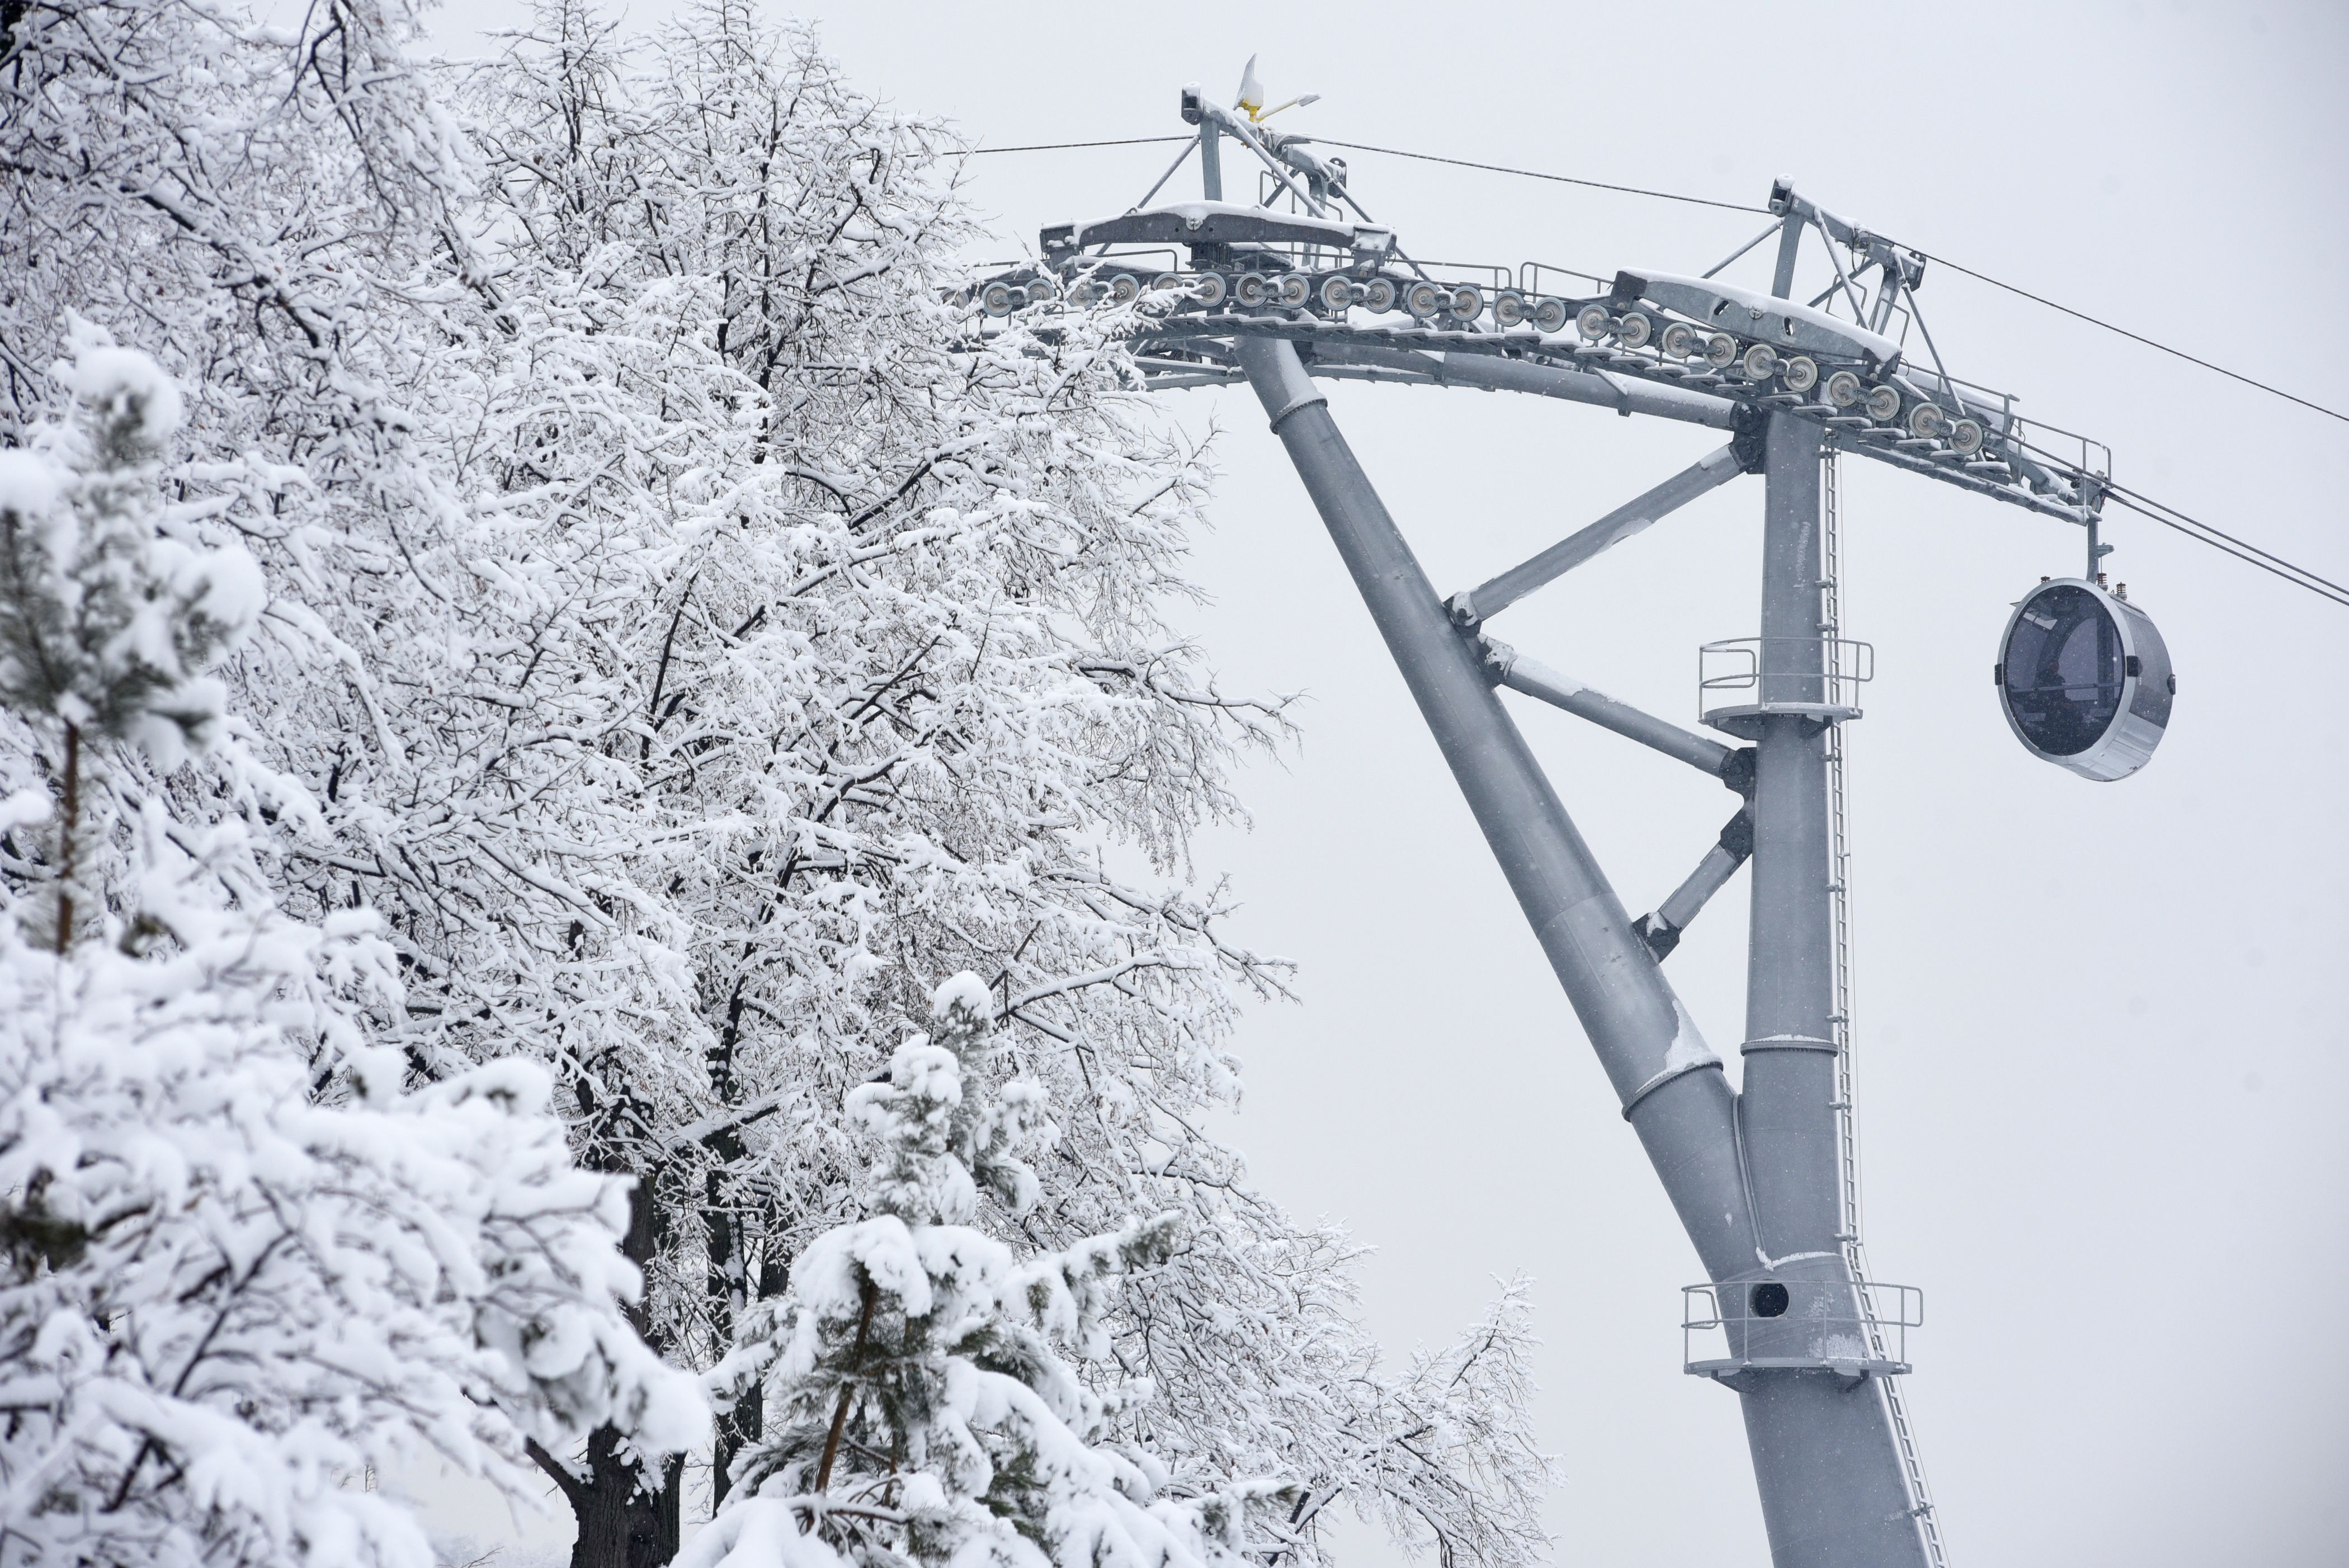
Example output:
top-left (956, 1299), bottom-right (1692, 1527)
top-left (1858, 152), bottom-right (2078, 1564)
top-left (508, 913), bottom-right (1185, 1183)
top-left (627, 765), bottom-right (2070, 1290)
top-left (984, 61), bottom-right (2181, 1568)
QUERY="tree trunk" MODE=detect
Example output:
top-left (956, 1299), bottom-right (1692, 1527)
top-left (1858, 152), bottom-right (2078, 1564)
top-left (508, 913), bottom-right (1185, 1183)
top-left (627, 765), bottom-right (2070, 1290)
top-left (554, 1120), bottom-right (680, 1568)
top-left (706, 973), bottom-right (758, 1506)
top-left (52, 720), bottom-right (79, 954)
top-left (568, 1428), bottom-right (682, 1568)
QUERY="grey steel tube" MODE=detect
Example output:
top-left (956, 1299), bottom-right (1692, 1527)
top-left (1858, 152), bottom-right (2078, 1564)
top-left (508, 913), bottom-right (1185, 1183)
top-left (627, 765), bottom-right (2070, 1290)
top-left (1655, 843), bottom-right (1740, 932)
top-left (1234, 335), bottom-right (1760, 1283)
top-left (1735, 412), bottom-right (1927, 1568)
top-left (1306, 340), bottom-right (1738, 428)
top-left (1461, 444), bottom-right (1744, 621)
top-left (1654, 817), bottom-right (1752, 937)
top-left (1483, 639), bottom-right (1738, 780)
top-left (1661, 845), bottom-right (1739, 928)
top-left (1744, 415), bottom-right (1840, 1246)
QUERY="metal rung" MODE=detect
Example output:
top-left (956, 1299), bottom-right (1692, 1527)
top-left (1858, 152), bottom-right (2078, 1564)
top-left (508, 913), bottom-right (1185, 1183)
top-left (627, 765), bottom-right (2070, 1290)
top-left (1823, 449), bottom-right (1949, 1568)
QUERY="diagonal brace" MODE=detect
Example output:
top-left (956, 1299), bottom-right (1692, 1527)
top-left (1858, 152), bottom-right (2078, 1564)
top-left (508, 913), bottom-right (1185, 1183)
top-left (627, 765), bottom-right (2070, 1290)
top-left (1450, 443), bottom-right (1746, 625)
top-left (1482, 637), bottom-right (1747, 784)
top-left (1634, 809), bottom-right (1754, 960)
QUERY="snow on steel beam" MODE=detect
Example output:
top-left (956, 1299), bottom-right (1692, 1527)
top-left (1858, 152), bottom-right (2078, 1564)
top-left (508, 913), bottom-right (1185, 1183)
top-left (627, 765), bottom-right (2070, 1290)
top-left (1612, 270), bottom-right (1904, 370)
top-left (1040, 201), bottom-right (1394, 260)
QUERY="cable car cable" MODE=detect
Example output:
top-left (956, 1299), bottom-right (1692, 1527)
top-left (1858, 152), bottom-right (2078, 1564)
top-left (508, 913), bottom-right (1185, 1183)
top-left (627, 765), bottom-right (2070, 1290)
top-left (969, 135), bottom-right (2349, 604)
top-left (2098, 487), bottom-right (2349, 608)
top-left (988, 134), bottom-right (2348, 426)
top-left (2102, 483), bottom-right (2349, 597)
top-left (1900, 253), bottom-right (2348, 427)
top-left (1308, 139), bottom-right (1772, 215)
top-left (966, 136), bottom-right (1189, 154)
top-left (973, 135), bottom-right (2348, 425)
top-left (1311, 139), bottom-right (2348, 426)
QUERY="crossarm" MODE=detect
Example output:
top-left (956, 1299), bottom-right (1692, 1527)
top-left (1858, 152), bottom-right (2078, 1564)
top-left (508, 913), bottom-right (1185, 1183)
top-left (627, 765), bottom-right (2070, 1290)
top-left (1305, 340), bottom-right (1738, 427)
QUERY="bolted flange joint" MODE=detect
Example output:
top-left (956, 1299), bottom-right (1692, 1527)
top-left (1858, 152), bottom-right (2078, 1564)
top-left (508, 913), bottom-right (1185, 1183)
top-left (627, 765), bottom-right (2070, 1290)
top-left (1718, 745), bottom-right (1758, 797)
top-left (1730, 403), bottom-right (1771, 474)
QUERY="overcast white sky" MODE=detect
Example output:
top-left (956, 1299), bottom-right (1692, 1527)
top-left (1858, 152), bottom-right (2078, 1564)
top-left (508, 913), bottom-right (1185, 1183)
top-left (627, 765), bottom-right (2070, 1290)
top-left (414, 2), bottom-right (2349, 1562)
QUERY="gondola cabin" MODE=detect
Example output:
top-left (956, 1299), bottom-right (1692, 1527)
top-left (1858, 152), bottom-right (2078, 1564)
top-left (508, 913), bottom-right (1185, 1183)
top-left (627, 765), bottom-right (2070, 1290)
top-left (1996, 578), bottom-right (2175, 781)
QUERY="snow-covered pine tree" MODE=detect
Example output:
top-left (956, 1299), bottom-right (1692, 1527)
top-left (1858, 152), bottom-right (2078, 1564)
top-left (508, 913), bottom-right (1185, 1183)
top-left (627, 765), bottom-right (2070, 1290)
top-left (0, 342), bottom-right (706, 1568)
top-left (0, 329), bottom-right (257, 953)
top-left (685, 974), bottom-right (1271, 1568)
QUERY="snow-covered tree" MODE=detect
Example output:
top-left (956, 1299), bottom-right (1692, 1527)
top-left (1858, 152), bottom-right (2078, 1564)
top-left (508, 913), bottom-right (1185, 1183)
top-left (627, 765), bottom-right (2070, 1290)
top-left (441, 16), bottom-right (1551, 1561)
top-left (0, 328), bottom-right (259, 953)
top-left (686, 974), bottom-right (1272, 1568)
top-left (0, 343), bottom-right (705, 1568)
top-left (1, 1), bottom-right (1556, 1562)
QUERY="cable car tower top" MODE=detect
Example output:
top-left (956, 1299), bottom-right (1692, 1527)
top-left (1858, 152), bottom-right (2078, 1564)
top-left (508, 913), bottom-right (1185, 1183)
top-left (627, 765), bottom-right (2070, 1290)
top-left (990, 62), bottom-right (2178, 1568)
top-left (1001, 65), bottom-right (2124, 545)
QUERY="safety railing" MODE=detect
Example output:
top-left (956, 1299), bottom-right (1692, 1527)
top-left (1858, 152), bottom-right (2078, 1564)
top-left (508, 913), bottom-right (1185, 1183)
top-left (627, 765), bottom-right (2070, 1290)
top-left (1699, 635), bottom-right (1873, 722)
top-left (2012, 415), bottom-right (2112, 483)
top-left (1517, 259), bottom-right (1611, 295)
top-left (1683, 1278), bottom-right (1922, 1379)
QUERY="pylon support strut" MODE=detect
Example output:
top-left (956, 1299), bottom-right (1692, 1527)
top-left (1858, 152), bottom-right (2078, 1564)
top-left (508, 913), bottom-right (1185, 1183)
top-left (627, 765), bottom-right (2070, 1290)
top-left (1453, 443), bottom-right (1746, 623)
top-left (1635, 811), bottom-right (1754, 960)
top-left (1480, 638), bottom-right (1743, 782)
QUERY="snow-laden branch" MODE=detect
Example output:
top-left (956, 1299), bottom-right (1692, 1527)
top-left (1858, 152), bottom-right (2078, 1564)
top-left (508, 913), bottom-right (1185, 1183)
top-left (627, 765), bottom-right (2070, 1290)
top-left (0, 3), bottom-right (1553, 1561)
